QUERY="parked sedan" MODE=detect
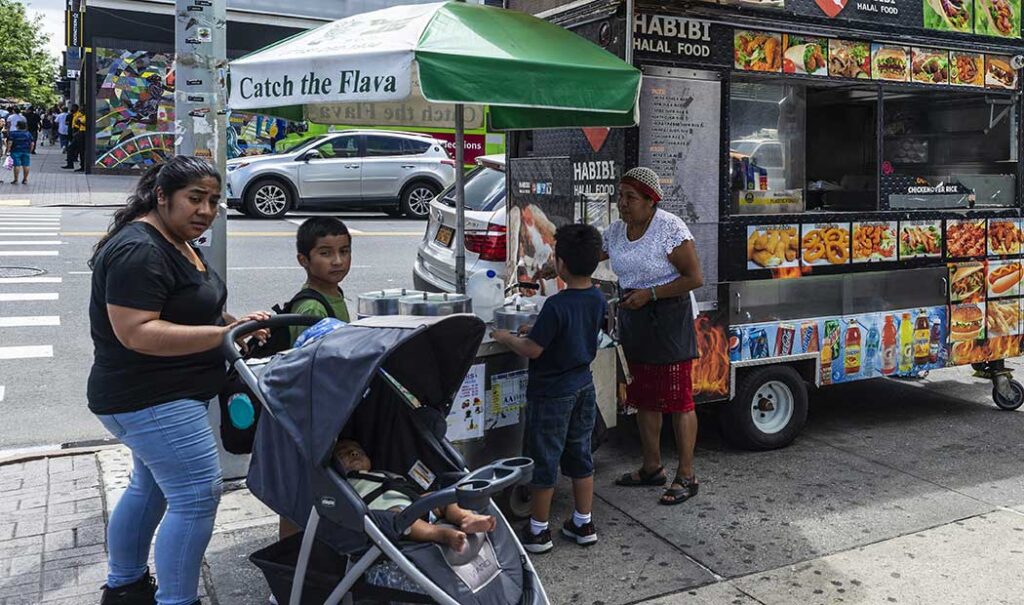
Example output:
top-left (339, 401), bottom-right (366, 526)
top-left (226, 130), bottom-right (456, 219)
top-left (413, 154), bottom-right (507, 293)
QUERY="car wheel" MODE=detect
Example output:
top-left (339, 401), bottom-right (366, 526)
top-left (245, 179), bottom-right (292, 219)
top-left (400, 182), bottom-right (438, 219)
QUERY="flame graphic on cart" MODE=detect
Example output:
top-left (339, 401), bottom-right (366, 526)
top-left (693, 314), bottom-right (730, 398)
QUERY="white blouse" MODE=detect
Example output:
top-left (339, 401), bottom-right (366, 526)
top-left (603, 209), bottom-right (694, 290)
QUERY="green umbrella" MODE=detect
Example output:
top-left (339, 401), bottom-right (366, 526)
top-left (229, 1), bottom-right (640, 290)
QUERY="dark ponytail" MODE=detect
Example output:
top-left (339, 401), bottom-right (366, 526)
top-left (90, 155), bottom-right (221, 266)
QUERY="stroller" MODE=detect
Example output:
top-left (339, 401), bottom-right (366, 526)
top-left (223, 314), bottom-right (550, 605)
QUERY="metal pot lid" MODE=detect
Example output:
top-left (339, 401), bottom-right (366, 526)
top-left (358, 288), bottom-right (424, 301)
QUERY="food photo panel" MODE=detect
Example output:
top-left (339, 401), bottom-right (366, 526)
top-left (945, 218), bottom-right (987, 259)
top-left (975, 0), bottom-right (1021, 38)
top-left (988, 218), bottom-right (1023, 256)
top-left (912, 48), bottom-right (950, 85)
top-left (949, 261), bottom-right (986, 304)
top-left (783, 35), bottom-right (828, 75)
top-left (747, 224), bottom-right (799, 270)
top-left (872, 44), bottom-right (910, 82)
top-left (899, 220), bottom-right (942, 260)
top-left (987, 299), bottom-right (1021, 337)
top-left (986, 54), bottom-right (1018, 89)
top-left (949, 302), bottom-right (986, 342)
top-left (950, 52), bottom-right (985, 86)
top-left (735, 31), bottom-right (782, 72)
top-left (987, 260), bottom-right (1022, 298)
top-left (828, 39), bottom-right (871, 79)
top-left (801, 223), bottom-right (851, 267)
top-left (852, 221), bottom-right (897, 263)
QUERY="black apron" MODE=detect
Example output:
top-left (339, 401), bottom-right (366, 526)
top-left (618, 290), bottom-right (699, 365)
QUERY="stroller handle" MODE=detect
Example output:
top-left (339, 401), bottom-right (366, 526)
top-left (221, 314), bottom-right (321, 364)
top-left (394, 458), bottom-right (535, 534)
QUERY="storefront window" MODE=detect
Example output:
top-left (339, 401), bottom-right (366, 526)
top-left (882, 89), bottom-right (1017, 209)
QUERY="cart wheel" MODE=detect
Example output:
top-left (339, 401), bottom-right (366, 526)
top-left (720, 365), bottom-right (808, 451)
top-left (992, 379), bottom-right (1024, 411)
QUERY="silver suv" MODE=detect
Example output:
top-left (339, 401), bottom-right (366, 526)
top-left (226, 130), bottom-right (456, 219)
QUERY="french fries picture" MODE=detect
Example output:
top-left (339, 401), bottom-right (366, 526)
top-left (747, 225), bottom-right (799, 269)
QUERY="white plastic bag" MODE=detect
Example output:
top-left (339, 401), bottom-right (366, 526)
top-left (2, 155), bottom-right (12, 171)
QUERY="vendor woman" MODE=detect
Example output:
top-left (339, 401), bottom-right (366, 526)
top-left (604, 167), bottom-right (703, 505)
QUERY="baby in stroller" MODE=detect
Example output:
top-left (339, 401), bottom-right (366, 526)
top-left (332, 439), bottom-right (497, 553)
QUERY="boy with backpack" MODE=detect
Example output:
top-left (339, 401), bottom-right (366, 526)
top-left (286, 216), bottom-right (352, 343)
top-left (491, 223), bottom-right (607, 554)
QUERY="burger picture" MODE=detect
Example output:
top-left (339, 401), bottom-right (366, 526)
top-left (949, 263), bottom-right (985, 303)
top-left (873, 45), bottom-right (909, 81)
top-left (986, 56), bottom-right (1017, 89)
top-left (950, 304), bottom-right (985, 342)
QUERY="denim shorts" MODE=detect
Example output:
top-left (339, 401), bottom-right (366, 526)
top-left (10, 152), bottom-right (29, 167)
top-left (524, 384), bottom-right (596, 488)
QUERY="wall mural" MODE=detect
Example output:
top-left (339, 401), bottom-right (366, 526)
top-left (94, 48), bottom-right (305, 169)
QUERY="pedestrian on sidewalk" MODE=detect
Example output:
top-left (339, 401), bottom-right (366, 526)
top-left (5, 121), bottom-right (34, 185)
top-left (493, 224), bottom-right (607, 554)
top-left (88, 156), bottom-right (271, 605)
top-left (6, 107), bottom-right (25, 133)
top-left (40, 111), bottom-right (53, 147)
top-left (25, 107), bottom-right (40, 153)
top-left (608, 167), bottom-right (704, 506)
top-left (56, 106), bottom-right (69, 151)
top-left (64, 104), bottom-right (86, 171)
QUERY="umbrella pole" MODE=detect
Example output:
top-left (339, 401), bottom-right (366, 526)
top-left (454, 104), bottom-right (467, 294)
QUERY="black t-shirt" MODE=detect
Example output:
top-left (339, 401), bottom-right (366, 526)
top-left (526, 286), bottom-right (606, 398)
top-left (88, 222), bottom-right (228, 414)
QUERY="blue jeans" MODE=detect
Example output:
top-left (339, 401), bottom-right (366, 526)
top-left (97, 399), bottom-right (223, 605)
top-left (524, 384), bottom-right (597, 488)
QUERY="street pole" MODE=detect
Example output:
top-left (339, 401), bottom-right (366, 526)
top-left (454, 104), bottom-right (466, 293)
top-left (174, 0), bottom-right (227, 278)
top-left (175, 0), bottom-right (243, 479)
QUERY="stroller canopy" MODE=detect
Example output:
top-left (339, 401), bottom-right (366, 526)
top-left (259, 314), bottom-right (486, 467)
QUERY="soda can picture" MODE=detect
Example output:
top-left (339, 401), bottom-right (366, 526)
top-left (748, 328), bottom-right (770, 359)
top-left (728, 328), bottom-right (743, 362)
top-left (800, 321), bottom-right (820, 353)
top-left (775, 323), bottom-right (796, 356)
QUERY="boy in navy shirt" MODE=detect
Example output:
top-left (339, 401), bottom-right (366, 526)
top-left (492, 224), bottom-right (606, 553)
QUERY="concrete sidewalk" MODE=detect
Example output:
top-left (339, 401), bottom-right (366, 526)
top-left (4, 438), bottom-right (1024, 605)
top-left (0, 146), bottom-right (136, 207)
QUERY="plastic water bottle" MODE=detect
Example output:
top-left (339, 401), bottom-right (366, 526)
top-left (227, 393), bottom-right (255, 430)
top-left (466, 269), bottom-right (504, 323)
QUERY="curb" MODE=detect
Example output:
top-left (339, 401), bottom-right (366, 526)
top-left (0, 443), bottom-right (122, 467)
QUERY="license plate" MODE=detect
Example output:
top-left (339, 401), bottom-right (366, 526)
top-left (434, 225), bottom-right (455, 248)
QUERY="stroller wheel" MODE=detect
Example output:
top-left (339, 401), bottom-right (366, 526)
top-left (496, 485), bottom-right (533, 520)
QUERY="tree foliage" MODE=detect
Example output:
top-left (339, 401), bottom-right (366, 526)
top-left (0, 0), bottom-right (59, 106)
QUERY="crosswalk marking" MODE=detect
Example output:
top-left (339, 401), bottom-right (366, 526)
top-left (0, 232), bottom-right (60, 237)
top-left (0, 293), bottom-right (59, 302)
top-left (0, 316), bottom-right (61, 328)
top-left (0, 386), bottom-right (5, 402)
top-left (0, 241), bottom-right (63, 246)
top-left (0, 277), bottom-right (62, 284)
top-left (0, 251), bottom-right (59, 257)
top-left (0, 345), bottom-right (54, 359)
top-left (0, 226), bottom-right (60, 230)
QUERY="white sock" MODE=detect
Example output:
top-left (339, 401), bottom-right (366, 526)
top-left (529, 518), bottom-right (549, 535)
top-left (573, 510), bottom-right (592, 527)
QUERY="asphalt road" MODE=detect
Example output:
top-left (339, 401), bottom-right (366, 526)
top-left (0, 206), bottom-right (424, 450)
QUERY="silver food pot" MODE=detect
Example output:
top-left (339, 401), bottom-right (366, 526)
top-left (398, 292), bottom-right (473, 316)
top-left (357, 288), bottom-right (424, 318)
top-left (492, 303), bottom-right (538, 332)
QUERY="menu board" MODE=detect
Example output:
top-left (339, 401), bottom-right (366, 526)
top-left (638, 74), bottom-right (722, 301)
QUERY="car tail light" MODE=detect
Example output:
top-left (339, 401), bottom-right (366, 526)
top-left (465, 223), bottom-right (507, 262)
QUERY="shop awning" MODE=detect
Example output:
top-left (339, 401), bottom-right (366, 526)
top-left (227, 1), bottom-right (640, 130)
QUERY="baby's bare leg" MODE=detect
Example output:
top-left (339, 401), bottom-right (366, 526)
top-left (443, 504), bottom-right (496, 534)
top-left (408, 519), bottom-right (467, 552)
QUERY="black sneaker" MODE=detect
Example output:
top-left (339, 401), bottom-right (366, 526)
top-left (521, 527), bottom-right (553, 554)
top-left (100, 569), bottom-right (157, 605)
top-left (562, 519), bottom-right (598, 546)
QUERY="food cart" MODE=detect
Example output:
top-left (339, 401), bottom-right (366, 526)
top-left (523, 0), bottom-right (1024, 450)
